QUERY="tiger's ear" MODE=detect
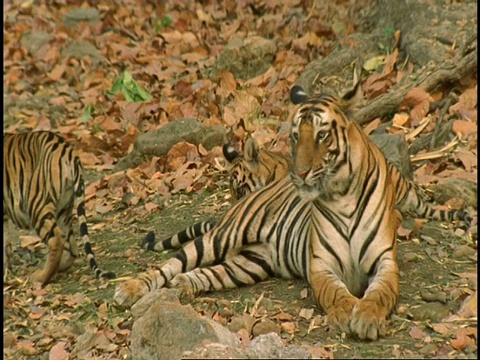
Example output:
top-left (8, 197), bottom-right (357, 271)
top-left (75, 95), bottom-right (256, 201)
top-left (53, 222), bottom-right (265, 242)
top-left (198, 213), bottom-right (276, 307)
top-left (223, 144), bottom-right (240, 163)
top-left (290, 85), bottom-right (309, 104)
top-left (244, 137), bottom-right (259, 162)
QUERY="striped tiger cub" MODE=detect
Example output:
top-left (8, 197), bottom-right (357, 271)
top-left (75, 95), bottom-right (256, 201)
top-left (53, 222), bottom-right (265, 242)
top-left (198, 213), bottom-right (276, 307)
top-left (140, 137), bottom-right (290, 252)
top-left (114, 88), bottom-right (470, 340)
top-left (3, 131), bottom-right (115, 285)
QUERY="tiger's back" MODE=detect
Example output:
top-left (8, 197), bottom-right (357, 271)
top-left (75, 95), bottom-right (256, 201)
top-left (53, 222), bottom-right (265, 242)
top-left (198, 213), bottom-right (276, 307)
top-left (3, 131), bottom-right (114, 284)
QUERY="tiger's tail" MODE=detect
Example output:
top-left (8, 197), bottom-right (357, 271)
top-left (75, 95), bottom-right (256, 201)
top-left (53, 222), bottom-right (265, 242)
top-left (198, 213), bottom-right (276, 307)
top-left (392, 164), bottom-right (472, 229)
top-left (141, 221), bottom-right (216, 252)
top-left (74, 158), bottom-right (115, 279)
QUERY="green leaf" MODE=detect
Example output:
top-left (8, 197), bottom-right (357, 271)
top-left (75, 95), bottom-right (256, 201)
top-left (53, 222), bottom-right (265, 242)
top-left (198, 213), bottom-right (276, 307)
top-left (161, 15), bottom-right (172, 29)
top-left (108, 71), bottom-right (152, 102)
top-left (81, 105), bottom-right (94, 123)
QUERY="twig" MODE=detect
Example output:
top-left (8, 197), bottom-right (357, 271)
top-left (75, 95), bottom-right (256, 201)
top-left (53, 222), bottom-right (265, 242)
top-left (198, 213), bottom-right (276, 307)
top-left (410, 137), bottom-right (459, 163)
top-left (429, 95), bottom-right (456, 150)
top-left (353, 41), bottom-right (477, 125)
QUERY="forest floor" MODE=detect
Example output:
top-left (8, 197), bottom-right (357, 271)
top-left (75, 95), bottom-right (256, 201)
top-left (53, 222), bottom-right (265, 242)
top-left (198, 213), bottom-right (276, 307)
top-left (3, 0), bottom-right (477, 359)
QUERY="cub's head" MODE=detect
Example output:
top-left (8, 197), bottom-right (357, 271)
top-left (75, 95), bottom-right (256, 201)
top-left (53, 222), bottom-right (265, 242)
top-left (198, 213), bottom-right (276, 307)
top-left (289, 85), bottom-right (351, 198)
top-left (223, 137), bottom-right (290, 201)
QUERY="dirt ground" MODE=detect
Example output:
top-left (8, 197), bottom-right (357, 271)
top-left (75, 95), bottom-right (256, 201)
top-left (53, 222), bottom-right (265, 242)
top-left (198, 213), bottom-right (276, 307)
top-left (3, 169), bottom-right (477, 359)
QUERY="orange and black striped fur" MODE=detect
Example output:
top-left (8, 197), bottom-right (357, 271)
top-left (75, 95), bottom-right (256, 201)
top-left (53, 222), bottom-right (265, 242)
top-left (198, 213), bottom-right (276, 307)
top-left (115, 88), bottom-right (470, 340)
top-left (140, 137), bottom-right (290, 252)
top-left (3, 131), bottom-right (115, 285)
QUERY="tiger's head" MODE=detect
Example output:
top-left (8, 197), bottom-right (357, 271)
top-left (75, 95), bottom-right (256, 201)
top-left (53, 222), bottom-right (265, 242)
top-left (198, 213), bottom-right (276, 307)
top-left (224, 137), bottom-right (290, 201)
top-left (289, 85), bottom-right (352, 200)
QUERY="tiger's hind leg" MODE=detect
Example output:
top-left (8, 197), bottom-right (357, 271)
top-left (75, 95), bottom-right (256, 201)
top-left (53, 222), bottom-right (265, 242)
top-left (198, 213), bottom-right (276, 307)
top-left (59, 227), bottom-right (77, 272)
top-left (114, 231), bottom-right (253, 307)
top-left (32, 218), bottom-right (65, 285)
top-left (169, 244), bottom-right (275, 298)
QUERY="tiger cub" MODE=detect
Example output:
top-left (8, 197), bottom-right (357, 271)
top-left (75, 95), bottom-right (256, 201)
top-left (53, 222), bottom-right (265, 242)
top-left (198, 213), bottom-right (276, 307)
top-left (3, 131), bottom-right (115, 285)
top-left (140, 137), bottom-right (290, 252)
top-left (114, 88), bottom-right (470, 341)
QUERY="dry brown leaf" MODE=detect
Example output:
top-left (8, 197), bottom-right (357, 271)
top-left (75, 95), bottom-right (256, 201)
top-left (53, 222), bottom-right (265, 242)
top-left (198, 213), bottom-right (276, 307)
top-left (409, 326), bottom-right (427, 340)
top-left (217, 70), bottom-right (237, 98)
top-left (456, 291), bottom-right (477, 318)
top-left (16, 340), bottom-right (37, 356)
top-left (167, 142), bottom-right (200, 171)
top-left (144, 202), bottom-right (160, 212)
top-left (382, 48), bottom-right (398, 75)
top-left (299, 308), bottom-right (314, 320)
top-left (430, 323), bottom-right (452, 336)
top-left (455, 149), bottom-right (477, 172)
top-left (49, 341), bottom-right (69, 360)
top-left (47, 64), bottom-right (66, 81)
top-left (450, 327), bottom-right (477, 351)
top-left (280, 321), bottom-right (296, 334)
top-left (452, 120), bottom-right (477, 137)
top-left (392, 112), bottom-right (410, 127)
top-left (274, 312), bottom-right (294, 322)
top-left (300, 287), bottom-right (308, 299)
top-left (401, 88), bottom-right (432, 108)
top-left (306, 345), bottom-right (334, 359)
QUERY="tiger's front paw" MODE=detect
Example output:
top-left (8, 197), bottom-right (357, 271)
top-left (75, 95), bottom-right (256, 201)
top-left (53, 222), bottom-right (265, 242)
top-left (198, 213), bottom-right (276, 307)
top-left (170, 274), bottom-right (197, 302)
top-left (114, 279), bottom-right (149, 307)
top-left (326, 296), bottom-right (359, 334)
top-left (350, 299), bottom-right (388, 340)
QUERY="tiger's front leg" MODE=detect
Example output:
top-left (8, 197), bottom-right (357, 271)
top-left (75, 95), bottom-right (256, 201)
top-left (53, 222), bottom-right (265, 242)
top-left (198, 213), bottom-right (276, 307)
top-left (309, 270), bottom-right (359, 334)
top-left (350, 251), bottom-right (399, 340)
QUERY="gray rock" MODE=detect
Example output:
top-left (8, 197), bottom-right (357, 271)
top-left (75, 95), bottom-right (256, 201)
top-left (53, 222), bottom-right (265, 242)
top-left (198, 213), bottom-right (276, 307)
top-left (20, 31), bottom-right (54, 54)
top-left (210, 36), bottom-right (277, 80)
top-left (131, 288), bottom-right (181, 319)
top-left (63, 8), bottom-right (101, 28)
top-left (431, 178), bottom-right (477, 209)
top-left (114, 118), bottom-right (227, 171)
top-left (370, 133), bottom-right (413, 180)
top-left (183, 332), bottom-right (311, 359)
top-left (247, 333), bottom-right (311, 359)
top-left (182, 342), bottom-right (246, 359)
top-left (61, 41), bottom-right (105, 66)
top-left (408, 302), bottom-right (455, 322)
top-left (131, 298), bottom-right (239, 360)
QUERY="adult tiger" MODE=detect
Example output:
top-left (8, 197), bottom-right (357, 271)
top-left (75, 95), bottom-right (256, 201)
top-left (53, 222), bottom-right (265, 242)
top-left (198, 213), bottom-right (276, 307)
top-left (3, 131), bottom-right (115, 285)
top-left (140, 137), bottom-right (290, 252)
top-left (114, 88), bottom-right (470, 340)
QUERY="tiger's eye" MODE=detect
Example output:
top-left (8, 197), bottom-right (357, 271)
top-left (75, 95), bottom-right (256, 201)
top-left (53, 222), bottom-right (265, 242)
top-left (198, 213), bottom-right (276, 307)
top-left (316, 131), bottom-right (327, 142)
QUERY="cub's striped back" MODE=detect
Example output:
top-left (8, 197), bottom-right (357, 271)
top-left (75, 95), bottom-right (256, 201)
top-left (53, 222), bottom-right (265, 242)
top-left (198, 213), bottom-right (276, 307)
top-left (3, 131), bottom-right (115, 285)
top-left (223, 137), bottom-right (290, 201)
top-left (140, 137), bottom-right (290, 253)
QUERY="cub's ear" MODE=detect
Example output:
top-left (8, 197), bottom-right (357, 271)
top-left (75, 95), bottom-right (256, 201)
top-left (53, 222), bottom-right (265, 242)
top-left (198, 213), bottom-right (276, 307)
top-left (290, 85), bottom-right (309, 105)
top-left (244, 137), bottom-right (259, 162)
top-left (223, 144), bottom-right (240, 163)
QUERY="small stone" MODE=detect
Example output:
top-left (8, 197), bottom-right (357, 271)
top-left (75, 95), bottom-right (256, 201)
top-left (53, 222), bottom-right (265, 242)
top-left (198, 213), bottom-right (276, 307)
top-left (453, 244), bottom-right (476, 259)
top-left (402, 252), bottom-right (418, 262)
top-left (252, 319), bottom-right (281, 337)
